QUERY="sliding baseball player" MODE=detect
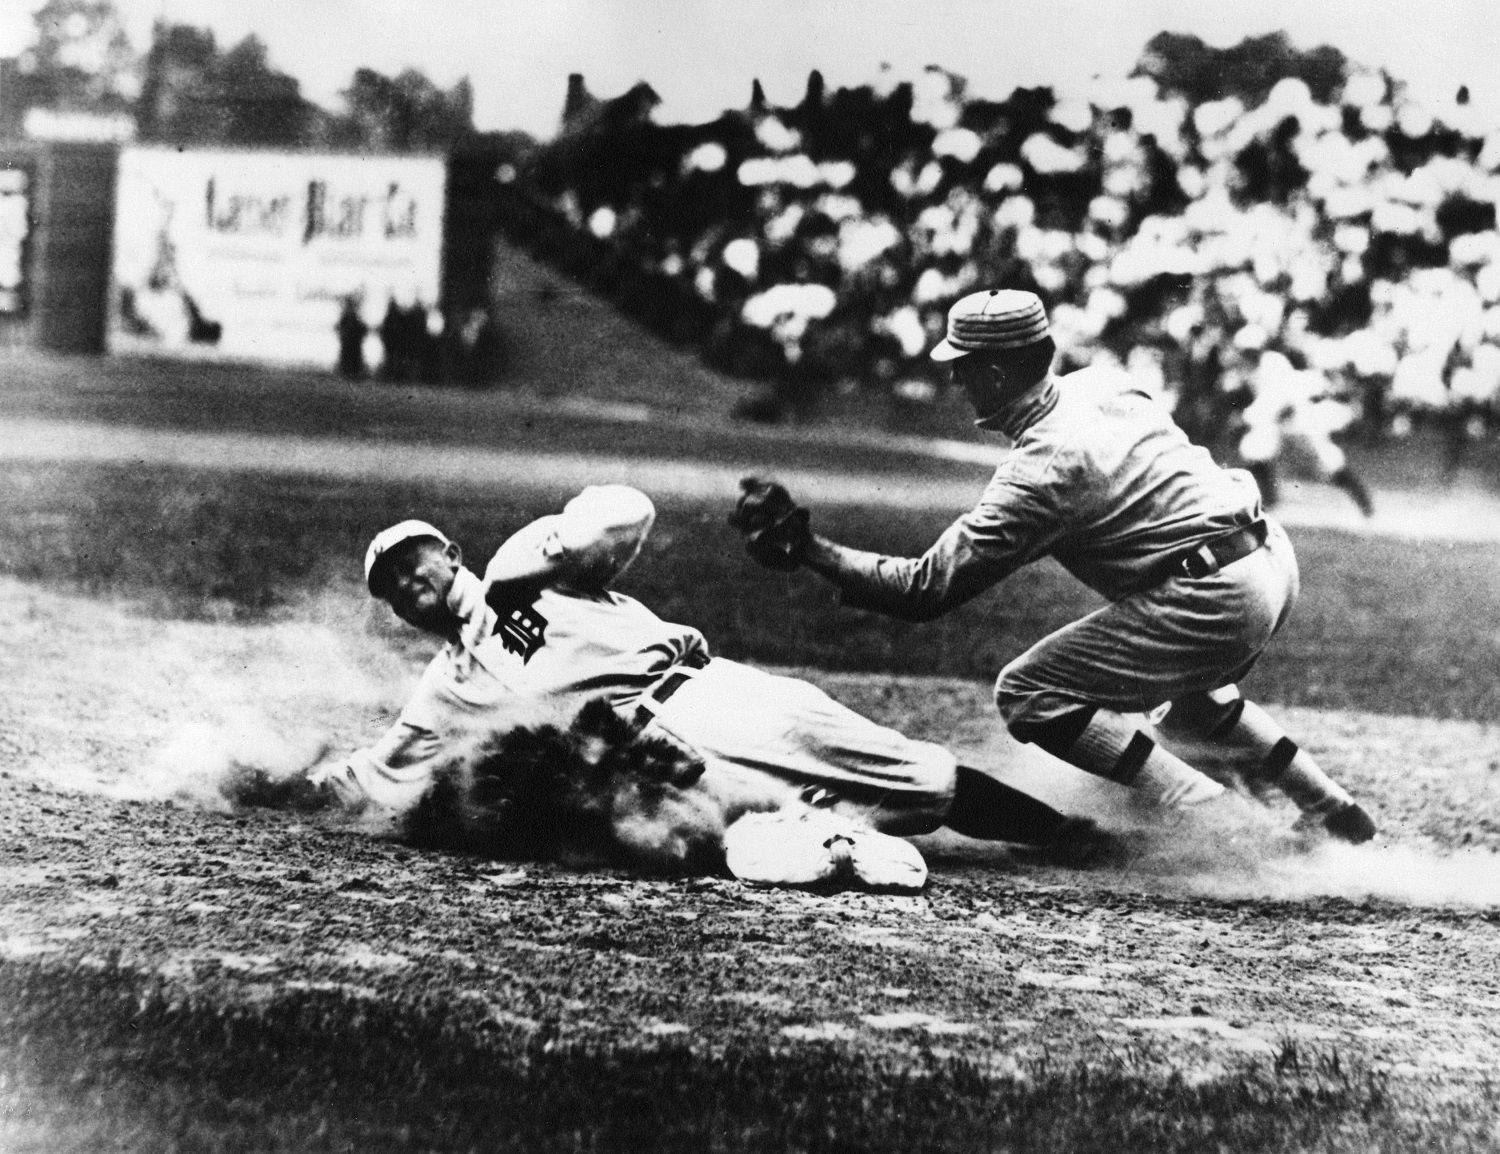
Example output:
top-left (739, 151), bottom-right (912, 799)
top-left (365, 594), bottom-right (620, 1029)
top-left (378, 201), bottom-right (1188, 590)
top-left (308, 484), bottom-right (1124, 890)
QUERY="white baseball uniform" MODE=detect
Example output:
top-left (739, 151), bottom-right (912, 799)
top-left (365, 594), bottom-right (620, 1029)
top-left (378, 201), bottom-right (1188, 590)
top-left (322, 485), bottom-right (955, 835)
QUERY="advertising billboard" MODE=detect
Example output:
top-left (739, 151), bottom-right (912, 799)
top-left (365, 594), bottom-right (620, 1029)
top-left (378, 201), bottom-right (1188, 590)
top-left (108, 147), bottom-right (446, 367)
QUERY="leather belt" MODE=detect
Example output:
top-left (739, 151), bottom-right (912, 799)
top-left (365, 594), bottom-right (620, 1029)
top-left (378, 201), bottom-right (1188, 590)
top-left (633, 649), bottom-right (710, 730)
top-left (1166, 519), bottom-right (1269, 581)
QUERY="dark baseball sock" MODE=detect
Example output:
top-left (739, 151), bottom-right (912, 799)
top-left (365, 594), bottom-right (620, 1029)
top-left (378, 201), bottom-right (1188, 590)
top-left (943, 765), bottom-right (1068, 845)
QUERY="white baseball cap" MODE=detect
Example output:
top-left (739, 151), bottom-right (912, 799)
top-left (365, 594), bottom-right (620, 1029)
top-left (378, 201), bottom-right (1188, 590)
top-left (364, 519), bottom-right (451, 595)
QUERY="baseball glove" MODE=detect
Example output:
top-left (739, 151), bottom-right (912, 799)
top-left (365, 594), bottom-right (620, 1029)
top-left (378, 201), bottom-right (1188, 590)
top-left (728, 476), bottom-right (812, 571)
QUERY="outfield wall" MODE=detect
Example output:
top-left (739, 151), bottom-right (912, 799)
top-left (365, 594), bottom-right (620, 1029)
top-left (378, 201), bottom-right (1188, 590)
top-left (106, 147), bottom-right (447, 369)
top-left (0, 141), bottom-right (117, 355)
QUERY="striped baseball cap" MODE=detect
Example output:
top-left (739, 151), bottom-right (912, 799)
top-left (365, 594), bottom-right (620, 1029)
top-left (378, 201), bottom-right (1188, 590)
top-left (929, 289), bottom-right (1051, 362)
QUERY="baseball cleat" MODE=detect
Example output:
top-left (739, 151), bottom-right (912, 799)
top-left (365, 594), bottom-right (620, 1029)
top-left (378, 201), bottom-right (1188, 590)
top-left (839, 829), bottom-right (928, 892)
top-left (1322, 801), bottom-right (1377, 844)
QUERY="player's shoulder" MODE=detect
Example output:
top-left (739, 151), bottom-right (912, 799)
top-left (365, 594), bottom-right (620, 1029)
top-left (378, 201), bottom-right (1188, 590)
top-left (1055, 363), bottom-right (1162, 415)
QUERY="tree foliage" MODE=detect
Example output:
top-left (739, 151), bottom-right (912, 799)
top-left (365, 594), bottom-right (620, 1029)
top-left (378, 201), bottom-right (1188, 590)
top-left (1137, 31), bottom-right (1349, 107)
top-left (133, 23), bottom-right (477, 151)
top-left (329, 68), bottom-right (477, 152)
top-left (12, 0), bottom-right (140, 116)
top-left (136, 22), bottom-right (314, 147)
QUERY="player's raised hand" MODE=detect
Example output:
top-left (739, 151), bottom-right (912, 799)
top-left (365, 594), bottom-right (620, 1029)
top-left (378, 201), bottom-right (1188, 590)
top-left (729, 477), bottom-right (812, 571)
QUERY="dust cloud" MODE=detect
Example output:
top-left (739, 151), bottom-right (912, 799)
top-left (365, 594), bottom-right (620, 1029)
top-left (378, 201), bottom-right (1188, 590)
top-left (1154, 802), bottom-right (1500, 908)
top-left (11, 579), bottom-right (1494, 908)
top-left (1, 581), bottom-right (413, 811)
top-left (1078, 785), bottom-right (1500, 910)
top-left (130, 604), bottom-right (409, 812)
top-left (995, 750), bottom-right (1499, 910)
top-left (133, 712), bottom-right (334, 813)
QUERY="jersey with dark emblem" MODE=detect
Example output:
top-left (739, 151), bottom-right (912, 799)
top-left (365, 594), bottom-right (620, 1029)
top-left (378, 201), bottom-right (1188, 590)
top-left (487, 583), bottom-right (549, 664)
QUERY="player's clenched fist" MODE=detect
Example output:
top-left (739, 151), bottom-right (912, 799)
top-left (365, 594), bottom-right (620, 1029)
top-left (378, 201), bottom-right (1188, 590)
top-left (728, 476), bottom-right (812, 571)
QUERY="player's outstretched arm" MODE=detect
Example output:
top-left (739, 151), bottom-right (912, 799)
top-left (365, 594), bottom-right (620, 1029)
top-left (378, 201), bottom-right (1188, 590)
top-left (304, 722), bottom-right (443, 812)
top-left (730, 476), bottom-right (1044, 622)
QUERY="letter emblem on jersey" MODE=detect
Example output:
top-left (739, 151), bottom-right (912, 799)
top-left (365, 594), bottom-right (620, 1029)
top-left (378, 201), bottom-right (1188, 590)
top-left (496, 604), bottom-right (548, 663)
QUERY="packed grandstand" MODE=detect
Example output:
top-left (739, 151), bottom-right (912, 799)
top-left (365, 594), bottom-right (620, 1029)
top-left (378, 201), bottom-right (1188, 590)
top-left (502, 35), bottom-right (1500, 446)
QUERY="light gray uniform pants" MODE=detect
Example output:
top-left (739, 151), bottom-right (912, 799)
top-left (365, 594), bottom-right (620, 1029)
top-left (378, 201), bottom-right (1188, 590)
top-left (996, 519), bottom-right (1299, 734)
top-left (650, 657), bottom-right (958, 836)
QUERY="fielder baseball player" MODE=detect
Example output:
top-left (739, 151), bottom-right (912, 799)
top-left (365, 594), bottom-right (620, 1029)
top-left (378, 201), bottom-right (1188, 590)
top-left (309, 484), bottom-right (1122, 885)
top-left (728, 289), bottom-right (1376, 844)
top-left (1236, 349), bottom-right (1375, 518)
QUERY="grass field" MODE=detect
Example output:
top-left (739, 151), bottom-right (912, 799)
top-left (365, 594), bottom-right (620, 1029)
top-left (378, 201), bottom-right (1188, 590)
top-left (2, 456), bottom-right (1497, 721)
top-left (2, 345), bottom-right (1499, 1151)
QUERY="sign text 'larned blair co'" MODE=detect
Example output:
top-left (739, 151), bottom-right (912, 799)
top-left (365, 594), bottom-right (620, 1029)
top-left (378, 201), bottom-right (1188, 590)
top-left (203, 177), bottom-right (421, 243)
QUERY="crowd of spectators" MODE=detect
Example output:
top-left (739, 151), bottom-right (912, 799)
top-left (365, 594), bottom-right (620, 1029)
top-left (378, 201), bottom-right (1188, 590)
top-left (514, 43), bottom-right (1500, 449)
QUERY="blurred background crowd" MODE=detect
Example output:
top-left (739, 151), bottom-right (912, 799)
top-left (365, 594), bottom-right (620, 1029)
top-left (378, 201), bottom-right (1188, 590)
top-left (515, 34), bottom-right (1500, 462)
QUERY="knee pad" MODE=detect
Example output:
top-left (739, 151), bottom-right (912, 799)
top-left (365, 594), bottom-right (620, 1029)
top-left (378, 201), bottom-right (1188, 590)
top-left (1158, 686), bottom-right (1244, 739)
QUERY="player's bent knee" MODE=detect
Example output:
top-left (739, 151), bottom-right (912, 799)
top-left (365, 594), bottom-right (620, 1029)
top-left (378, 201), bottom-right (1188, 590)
top-left (995, 666), bottom-right (1100, 756)
top-left (1158, 686), bottom-right (1243, 739)
top-left (1005, 705), bottom-right (1097, 757)
top-left (993, 663), bottom-right (1044, 717)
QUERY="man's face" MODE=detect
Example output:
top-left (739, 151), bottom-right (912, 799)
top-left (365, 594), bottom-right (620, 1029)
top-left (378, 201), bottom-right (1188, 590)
top-left (377, 537), bottom-right (462, 635)
top-left (949, 354), bottom-right (1010, 418)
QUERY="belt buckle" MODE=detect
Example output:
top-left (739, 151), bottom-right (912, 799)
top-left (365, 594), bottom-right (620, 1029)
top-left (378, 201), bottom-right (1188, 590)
top-left (1182, 543), bottom-right (1218, 579)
